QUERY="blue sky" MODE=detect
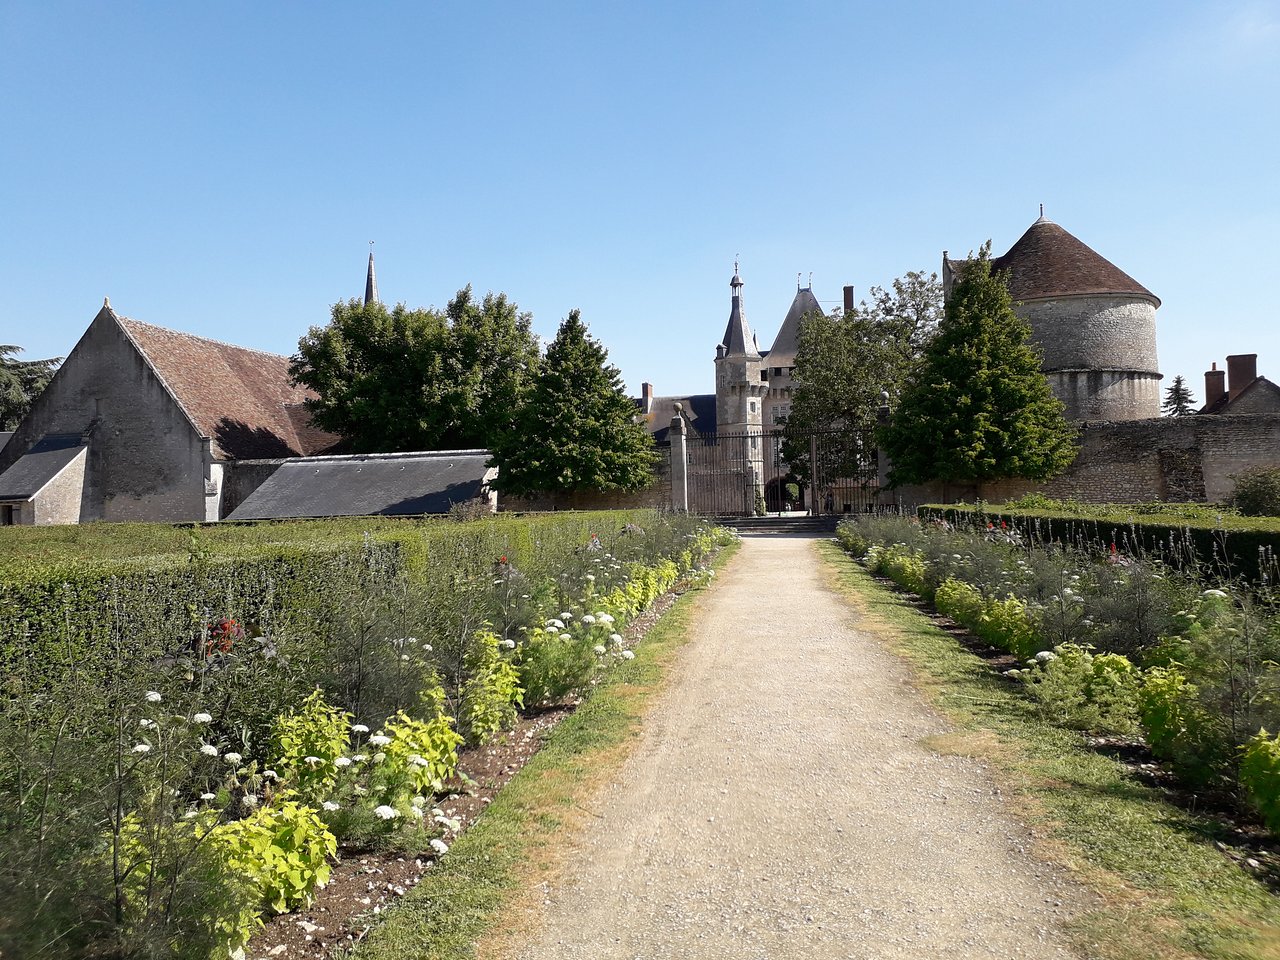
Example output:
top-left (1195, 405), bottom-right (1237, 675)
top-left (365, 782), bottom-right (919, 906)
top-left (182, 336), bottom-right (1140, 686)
top-left (2, 1), bottom-right (1278, 401)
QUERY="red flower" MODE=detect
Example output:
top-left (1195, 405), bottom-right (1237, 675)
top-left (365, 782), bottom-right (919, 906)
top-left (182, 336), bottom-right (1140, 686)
top-left (498, 555), bottom-right (508, 564)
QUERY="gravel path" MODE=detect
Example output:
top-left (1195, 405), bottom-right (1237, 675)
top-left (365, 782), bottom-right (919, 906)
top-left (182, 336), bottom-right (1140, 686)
top-left (509, 534), bottom-right (1086, 959)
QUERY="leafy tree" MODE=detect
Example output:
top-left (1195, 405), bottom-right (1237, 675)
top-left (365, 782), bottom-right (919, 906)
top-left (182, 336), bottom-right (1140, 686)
top-left (290, 288), bottom-right (539, 453)
top-left (880, 243), bottom-right (1077, 487)
top-left (491, 310), bottom-right (656, 495)
top-left (782, 271), bottom-right (941, 484)
top-left (0, 346), bottom-right (60, 430)
top-left (1162, 375), bottom-right (1197, 417)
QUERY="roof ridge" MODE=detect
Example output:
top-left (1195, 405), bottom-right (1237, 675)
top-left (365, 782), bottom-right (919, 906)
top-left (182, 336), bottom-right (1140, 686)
top-left (116, 315), bottom-right (297, 363)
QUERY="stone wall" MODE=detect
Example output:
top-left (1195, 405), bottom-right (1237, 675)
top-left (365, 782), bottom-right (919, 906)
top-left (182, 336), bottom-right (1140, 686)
top-left (33, 447), bottom-right (88, 524)
top-left (0, 311), bottom-right (207, 522)
top-left (1047, 370), bottom-right (1162, 422)
top-left (221, 459), bottom-right (285, 517)
top-left (882, 414), bottom-right (1280, 508)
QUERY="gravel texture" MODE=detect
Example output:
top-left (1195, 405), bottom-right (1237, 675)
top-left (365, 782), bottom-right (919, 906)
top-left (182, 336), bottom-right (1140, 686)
top-left (509, 534), bottom-right (1087, 959)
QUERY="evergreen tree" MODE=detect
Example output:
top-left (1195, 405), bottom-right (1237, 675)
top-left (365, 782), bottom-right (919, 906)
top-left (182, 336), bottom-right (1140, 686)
top-left (1162, 374), bottom-right (1197, 417)
top-left (0, 346), bottom-right (60, 430)
top-left (491, 310), bottom-right (656, 495)
top-left (880, 243), bottom-right (1077, 486)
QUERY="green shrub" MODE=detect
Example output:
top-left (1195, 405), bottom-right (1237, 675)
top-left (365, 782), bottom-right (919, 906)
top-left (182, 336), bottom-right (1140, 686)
top-left (459, 630), bottom-right (523, 744)
top-left (212, 797), bottom-right (337, 914)
top-left (1241, 728), bottom-right (1280, 834)
top-left (935, 577), bottom-right (984, 627)
top-left (381, 709), bottom-right (463, 795)
top-left (1232, 466), bottom-right (1280, 518)
top-left (1138, 665), bottom-right (1219, 784)
top-left (1016, 644), bottom-right (1139, 735)
top-left (835, 522), bottom-right (871, 558)
top-left (272, 689), bottom-right (352, 802)
top-left (518, 623), bottom-right (600, 707)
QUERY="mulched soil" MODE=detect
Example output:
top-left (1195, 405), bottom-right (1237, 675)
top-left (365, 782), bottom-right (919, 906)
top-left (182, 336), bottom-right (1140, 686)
top-left (244, 587), bottom-right (685, 960)
top-left (870, 570), bottom-right (1280, 890)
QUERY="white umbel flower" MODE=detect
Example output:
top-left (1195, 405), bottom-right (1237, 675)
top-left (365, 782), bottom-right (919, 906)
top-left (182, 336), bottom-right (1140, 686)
top-left (374, 805), bottom-right (399, 820)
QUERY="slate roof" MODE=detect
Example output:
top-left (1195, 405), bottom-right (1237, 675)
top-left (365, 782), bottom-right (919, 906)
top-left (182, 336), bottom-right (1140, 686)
top-left (720, 273), bottom-right (760, 358)
top-left (1200, 376), bottom-right (1280, 414)
top-left (766, 286), bottom-right (824, 367)
top-left (0, 433), bottom-right (87, 501)
top-left (990, 218), bottom-right (1160, 306)
top-left (640, 394), bottom-right (717, 443)
top-left (115, 314), bottom-right (340, 460)
top-left (226, 450), bottom-right (494, 520)
top-left (0, 432), bottom-right (12, 455)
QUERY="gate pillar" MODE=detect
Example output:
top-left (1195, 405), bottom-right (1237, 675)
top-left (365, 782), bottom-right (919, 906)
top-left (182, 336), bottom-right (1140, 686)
top-left (669, 408), bottom-right (689, 512)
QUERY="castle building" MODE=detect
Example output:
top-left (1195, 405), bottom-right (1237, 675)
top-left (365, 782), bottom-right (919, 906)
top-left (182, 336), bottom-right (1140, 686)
top-left (945, 214), bottom-right (1163, 421)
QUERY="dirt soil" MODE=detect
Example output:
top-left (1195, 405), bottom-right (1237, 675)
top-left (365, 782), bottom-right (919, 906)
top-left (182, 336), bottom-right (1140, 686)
top-left (504, 534), bottom-right (1094, 960)
top-left (244, 590), bottom-right (683, 960)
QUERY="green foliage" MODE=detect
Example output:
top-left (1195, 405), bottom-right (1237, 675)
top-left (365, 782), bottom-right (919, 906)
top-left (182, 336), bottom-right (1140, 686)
top-left (1016, 644), bottom-right (1140, 735)
top-left (1138, 666), bottom-right (1216, 782)
top-left (518, 624), bottom-right (602, 707)
top-left (213, 797), bottom-right (337, 914)
top-left (459, 630), bottom-right (524, 744)
top-left (0, 344), bottom-right (60, 430)
top-left (880, 244), bottom-right (1077, 486)
top-left (272, 689), bottom-right (352, 802)
top-left (935, 576), bottom-right (1041, 659)
top-left (382, 710), bottom-right (463, 795)
top-left (1231, 466), bottom-right (1280, 518)
top-left (490, 310), bottom-right (657, 495)
top-left (1240, 729), bottom-right (1280, 834)
top-left (289, 289), bottom-right (539, 453)
top-left (1162, 374), bottom-right (1197, 417)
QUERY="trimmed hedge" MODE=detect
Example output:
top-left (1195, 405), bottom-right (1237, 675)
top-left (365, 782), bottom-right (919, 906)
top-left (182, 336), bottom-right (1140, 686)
top-left (919, 503), bottom-right (1280, 583)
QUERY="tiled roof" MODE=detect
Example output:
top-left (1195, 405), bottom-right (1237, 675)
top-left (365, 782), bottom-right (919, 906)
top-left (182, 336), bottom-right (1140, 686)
top-left (766, 287), bottom-right (824, 367)
top-left (639, 394), bottom-right (717, 443)
top-left (992, 218), bottom-right (1159, 306)
top-left (115, 315), bottom-right (340, 460)
top-left (226, 450), bottom-right (493, 520)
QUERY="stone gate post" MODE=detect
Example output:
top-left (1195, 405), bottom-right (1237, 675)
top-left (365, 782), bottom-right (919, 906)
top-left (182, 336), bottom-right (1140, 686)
top-left (669, 408), bottom-right (689, 512)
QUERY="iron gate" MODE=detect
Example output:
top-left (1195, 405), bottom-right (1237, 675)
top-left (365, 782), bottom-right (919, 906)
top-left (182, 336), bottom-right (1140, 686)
top-left (682, 427), bottom-right (878, 517)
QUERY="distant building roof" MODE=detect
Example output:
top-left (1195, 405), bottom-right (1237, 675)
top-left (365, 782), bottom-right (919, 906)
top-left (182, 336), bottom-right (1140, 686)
top-left (0, 432), bottom-right (12, 455)
top-left (639, 394), bottom-right (717, 443)
top-left (987, 217), bottom-right (1159, 306)
top-left (766, 286), bottom-right (824, 367)
top-left (0, 433), bottom-right (87, 501)
top-left (1200, 375), bottom-right (1280, 414)
top-left (115, 313), bottom-right (340, 460)
top-left (225, 450), bottom-right (494, 520)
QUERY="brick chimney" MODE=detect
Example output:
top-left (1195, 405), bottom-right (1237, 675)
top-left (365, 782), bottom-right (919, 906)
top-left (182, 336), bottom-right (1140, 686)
top-left (640, 381), bottom-right (654, 414)
top-left (1204, 362), bottom-right (1226, 408)
top-left (1227, 354), bottom-right (1258, 400)
top-left (842, 285), bottom-right (855, 314)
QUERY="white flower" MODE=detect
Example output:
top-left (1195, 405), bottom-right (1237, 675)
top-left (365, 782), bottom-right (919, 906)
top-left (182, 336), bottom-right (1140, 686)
top-left (199, 744), bottom-right (218, 757)
top-left (322, 801), bottom-right (341, 812)
top-left (560, 612), bottom-right (573, 620)
top-left (408, 805), bottom-right (425, 819)
top-left (1034, 651), bottom-right (1057, 663)
top-left (353, 753), bottom-right (368, 762)
top-left (373, 752), bottom-right (387, 763)
top-left (242, 794), bottom-right (259, 808)
top-left (192, 712), bottom-right (213, 724)
top-left (586, 574), bottom-right (596, 581)
top-left (593, 645), bottom-right (606, 655)
top-left (423, 644), bottom-right (433, 652)
top-left (374, 805), bottom-right (399, 820)
top-left (411, 795), bottom-right (427, 808)
top-left (559, 633), bottom-right (573, 642)
top-left (546, 619), bottom-right (564, 630)
top-left (621, 650), bottom-right (635, 661)
top-left (369, 734), bottom-right (392, 747)
top-left (334, 757), bottom-right (353, 768)
top-left (1203, 589), bottom-right (1229, 599)
top-left (184, 809), bottom-right (199, 819)
top-left (262, 769), bottom-right (279, 780)
top-left (610, 633), bottom-right (623, 645)
top-left (223, 752), bottom-right (243, 765)
top-left (200, 792), bottom-right (216, 801)
top-left (139, 718), bottom-right (155, 729)
top-left (303, 755), bottom-right (323, 766)
top-left (430, 838), bottom-right (449, 855)
top-left (581, 615), bottom-right (596, 624)
top-left (132, 743), bottom-right (151, 754)
top-left (351, 723), bottom-right (370, 733)
top-left (500, 638), bottom-right (516, 649)
top-left (597, 613), bottom-right (614, 624)
top-left (144, 691), bottom-right (162, 704)
top-left (400, 654), bottom-right (410, 662)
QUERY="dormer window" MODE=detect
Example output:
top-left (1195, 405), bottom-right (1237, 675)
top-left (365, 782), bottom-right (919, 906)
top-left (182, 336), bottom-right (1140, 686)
top-left (760, 370), bottom-right (768, 382)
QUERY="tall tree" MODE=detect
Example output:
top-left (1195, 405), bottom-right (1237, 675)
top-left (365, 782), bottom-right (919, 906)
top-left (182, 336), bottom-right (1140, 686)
top-left (290, 289), bottom-right (540, 453)
top-left (880, 243), bottom-right (1077, 487)
top-left (1162, 375), bottom-right (1197, 417)
top-left (782, 271), bottom-right (941, 483)
top-left (0, 346), bottom-right (60, 430)
top-left (491, 310), bottom-right (656, 495)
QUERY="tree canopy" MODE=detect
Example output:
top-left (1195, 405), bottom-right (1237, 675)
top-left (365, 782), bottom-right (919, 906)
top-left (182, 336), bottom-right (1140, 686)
top-left (490, 310), bottom-right (656, 495)
top-left (879, 244), bottom-right (1076, 487)
top-left (1162, 375), bottom-right (1197, 417)
top-left (0, 346), bottom-right (60, 430)
top-left (290, 288), bottom-right (539, 453)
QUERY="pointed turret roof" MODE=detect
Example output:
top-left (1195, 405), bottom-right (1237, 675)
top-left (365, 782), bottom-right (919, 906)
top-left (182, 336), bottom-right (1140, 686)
top-left (364, 249), bottom-right (379, 305)
top-left (992, 217), bottom-right (1159, 306)
top-left (766, 285), bottom-right (824, 366)
top-left (720, 266), bottom-right (760, 358)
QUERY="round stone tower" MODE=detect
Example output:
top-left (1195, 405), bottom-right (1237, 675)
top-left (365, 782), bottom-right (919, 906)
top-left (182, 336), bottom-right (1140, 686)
top-left (948, 216), bottom-right (1162, 421)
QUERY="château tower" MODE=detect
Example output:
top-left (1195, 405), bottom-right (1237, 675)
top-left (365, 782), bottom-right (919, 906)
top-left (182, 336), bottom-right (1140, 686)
top-left (713, 265), bottom-right (766, 434)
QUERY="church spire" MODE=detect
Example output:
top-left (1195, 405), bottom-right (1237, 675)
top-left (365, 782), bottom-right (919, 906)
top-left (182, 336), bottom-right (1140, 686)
top-left (364, 242), bottom-right (379, 305)
top-left (719, 261), bottom-right (760, 358)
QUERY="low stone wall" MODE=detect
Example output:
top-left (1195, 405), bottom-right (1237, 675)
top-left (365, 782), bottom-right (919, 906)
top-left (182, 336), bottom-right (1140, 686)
top-left (882, 413), bottom-right (1280, 508)
top-left (500, 484), bottom-right (669, 512)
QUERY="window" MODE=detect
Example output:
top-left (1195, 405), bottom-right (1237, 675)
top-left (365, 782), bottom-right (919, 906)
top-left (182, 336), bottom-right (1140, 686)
top-left (760, 370), bottom-right (768, 382)
top-left (749, 400), bottom-right (756, 414)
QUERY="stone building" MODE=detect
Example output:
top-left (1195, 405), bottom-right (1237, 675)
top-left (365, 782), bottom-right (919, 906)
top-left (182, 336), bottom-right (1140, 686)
top-left (1200, 354), bottom-right (1280, 415)
top-left (944, 214), bottom-right (1163, 421)
top-left (0, 302), bottom-right (339, 524)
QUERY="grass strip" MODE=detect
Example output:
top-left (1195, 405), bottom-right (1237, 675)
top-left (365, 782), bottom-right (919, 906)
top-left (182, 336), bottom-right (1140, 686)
top-left (816, 539), bottom-right (1280, 960)
top-left (351, 540), bottom-right (739, 960)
